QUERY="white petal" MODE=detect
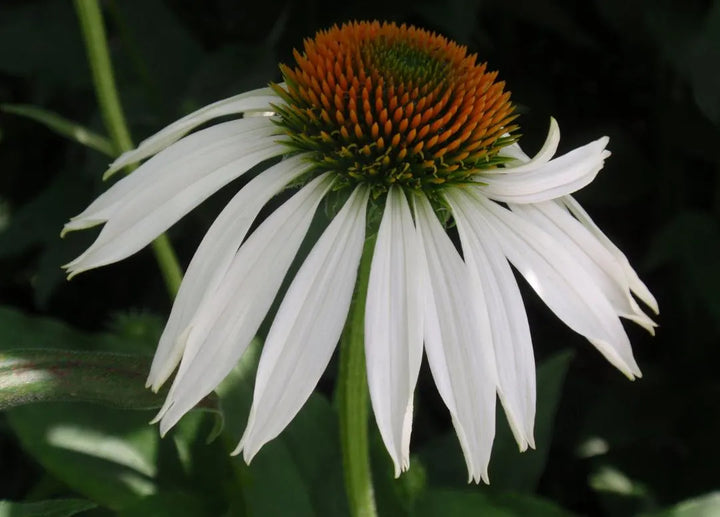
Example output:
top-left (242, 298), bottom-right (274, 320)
top-left (237, 186), bottom-right (369, 461)
top-left (471, 192), bottom-right (641, 379)
top-left (494, 118), bottom-right (560, 172)
top-left (61, 119), bottom-right (275, 235)
top-left (105, 86), bottom-right (281, 177)
top-left (446, 190), bottom-right (536, 451)
top-left (496, 142), bottom-right (530, 163)
top-left (63, 118), bottom-right (275, 235)
top-left (365, 187), bottom-right (423, 477)
top-left (479, 135), bottom-right (610, 203)
top-left (510, 200), bottom-right (657, 333)
top-left (147, 153), bottom-right (315, 390)
top-left (64, 129), bottom-right (284, 276)
top-left (154, 173), bottom-right (335, 432)
top-left (415, 194), bottom-right (497, 484)
top-left (562, 196), bottom-right (659, 314)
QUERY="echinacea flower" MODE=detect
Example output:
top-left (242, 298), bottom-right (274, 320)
top-left (63, 21), bottom-right (658, 483)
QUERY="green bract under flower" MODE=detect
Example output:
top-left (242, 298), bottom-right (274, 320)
top-left (272, 21), bottom-right (519, 195)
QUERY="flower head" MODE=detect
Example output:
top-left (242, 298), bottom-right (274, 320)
top-left (63, 21), bottom-right (658, 483)
top-left (272, 22), bottom-right (517, 195)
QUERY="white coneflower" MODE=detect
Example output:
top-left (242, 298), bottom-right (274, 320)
top-left (63, 21), bottom-right (658, 483)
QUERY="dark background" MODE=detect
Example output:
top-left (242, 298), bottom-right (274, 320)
top-left (0, 0), bottom-right (718, 515)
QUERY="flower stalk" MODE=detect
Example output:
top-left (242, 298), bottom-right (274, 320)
top-left (73, 0), bottom-right (183, 299)
top-left (337, 234), bottom-right (378, 517)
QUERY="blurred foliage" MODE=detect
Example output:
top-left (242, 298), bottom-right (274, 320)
top-left (0, 0), bottom-right (718, 515)
top-left (0, 498), bottom-right (96, 517)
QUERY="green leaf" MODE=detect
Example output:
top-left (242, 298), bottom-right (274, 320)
top-left (0, 499), bottom-right (96, 517)
top-left (1, 104), bottom-right (115, 156)
top-left (243, 396), bottom-right (349, 517)
top-left (641, 492), bottom-right (720, 517)
top-left (7, 403), bottom-right (159, 510)
top-left (0, 307), bottom-right (222, 509)
top-left (0, 349), bottom-right (161, 411)
top-left (413, 488), bottom-right (573, 517)
top-left (157, 412), bottom-right (235, 515)
top-left (368, 431), bottom-right (425, 517)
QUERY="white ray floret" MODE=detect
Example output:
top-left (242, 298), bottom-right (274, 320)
top-left (480, 136), bottom-right (610, 204)
top-left (365, 186), bottom-right (424, 477)
top-left (105, 86), bottom-right (281, 178)
top-left (474, 192), bottom-right (641, 379)
top-left (562, 196), bottom-right (659, 314)
top-left (155, 173), bottom-right (335, 432)
top-left (147, 153), bottom-right (316, 390)
top-left (64, 123), bottom-right (283, 276)
top-left (495, 117), bottom-right (560, 171)
top-left (447, 189), bottom-right (536, 451)
top-left (237, 186), bottom-right (369, 461)
top-left (415, 194), bottom-right (498, 484)
top-left (509, 200), bottom-right (657, 332)
top-left (62, 118), bottom-right (276, 236)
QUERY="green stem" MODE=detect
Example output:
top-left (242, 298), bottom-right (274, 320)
top-left (74, 0), bottom-right (183, 299)
top-left (151, 235), bottom-right (184, 300)
top-left (337, 235), bottom-right (378, 517)
top-left (73, 0), bottom-right (132, 154)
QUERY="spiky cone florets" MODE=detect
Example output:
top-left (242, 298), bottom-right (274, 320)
top-left (272, 21), bottom-right (519, 198)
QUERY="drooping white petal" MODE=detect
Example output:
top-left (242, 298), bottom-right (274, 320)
top-left (147, 153), bottom-right (315, 390)
top-left (105, 86), bottom-right (281, 177)
top-left (154, 173), bottom-right (335, 432)
top-left (64, 128), bottom-right (284, 277)
top-left (446, 190), bottom-right (536, 451)
top-left (63, 118), bottom-right (275, 235)
top-left (414, 194), bottom-right (497, 484)
top-left (496, 142), bottom-right (530, 163)
top-left (493, 118), bottom-right (560, 172)
top-left (237, 186), bottom-right (369, 461)
top-left (510, 200), bottom-right (657, 333)
top-left (365, 186), bottom-right (424, 477)
top-left (470, 192), bottom-right (642, 379)
top-left (479, 135), bottom-right (610, 204)
top-left (562, 196), bottom-right (659, 314)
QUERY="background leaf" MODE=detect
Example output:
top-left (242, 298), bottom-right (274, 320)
top-left (7, 403), bottom-right (159, 511)
top-left (0, 104), bottom-right (114, 156)
top-left (642, 492), bottom-right (720, 517)
top-left (0, 498), bottom-right (96, 517)
top-left (0, 349), bottom-right (160, 410)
